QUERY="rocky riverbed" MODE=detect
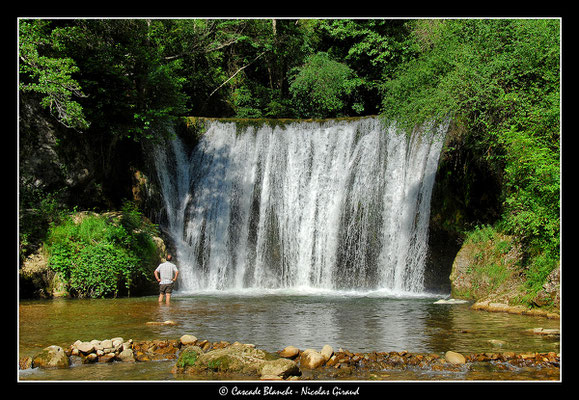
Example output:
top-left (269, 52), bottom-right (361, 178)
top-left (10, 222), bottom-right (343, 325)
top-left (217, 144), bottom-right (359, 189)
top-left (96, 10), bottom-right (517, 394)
top-left (19, 330), bottom-right (561, 381)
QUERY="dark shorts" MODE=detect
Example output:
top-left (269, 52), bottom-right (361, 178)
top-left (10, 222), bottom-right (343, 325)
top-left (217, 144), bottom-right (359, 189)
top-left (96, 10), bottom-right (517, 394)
top-left (159, 282), bottom-right (175, 294)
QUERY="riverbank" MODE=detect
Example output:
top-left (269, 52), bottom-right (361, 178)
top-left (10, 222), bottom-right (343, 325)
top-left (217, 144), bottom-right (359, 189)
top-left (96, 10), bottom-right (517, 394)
top-left (19, 330), bottom-right (561, 381)
top-left (471, 300), bottom-right (560, 319)
top-left (449, 227), bottom-right (560, 316)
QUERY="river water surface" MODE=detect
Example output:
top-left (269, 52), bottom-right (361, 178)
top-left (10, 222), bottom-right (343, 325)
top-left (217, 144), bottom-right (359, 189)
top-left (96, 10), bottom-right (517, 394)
top-left (18, 291), bottom-right (560, 381)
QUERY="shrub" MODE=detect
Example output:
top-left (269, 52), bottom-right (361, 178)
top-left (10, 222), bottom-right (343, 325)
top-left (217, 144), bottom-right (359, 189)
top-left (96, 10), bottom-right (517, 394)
top-left (521, 250), bottom-right (559, 305)
top-left (464, 225), bottom-right (496, 244)
top-left (289, 52), bottom-right (363, 118)
top-left (45, 204), bottom-right (158, 298)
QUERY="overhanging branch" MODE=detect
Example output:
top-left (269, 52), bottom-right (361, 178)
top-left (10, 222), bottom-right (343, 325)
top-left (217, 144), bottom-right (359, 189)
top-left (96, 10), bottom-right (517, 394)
top-left (208, 51), bottom-right (267, 99)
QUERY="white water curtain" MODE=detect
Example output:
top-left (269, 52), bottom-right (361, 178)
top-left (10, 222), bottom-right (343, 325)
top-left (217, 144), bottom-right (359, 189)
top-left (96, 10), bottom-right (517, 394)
top-left (154, 117), bottom-right (448, 295)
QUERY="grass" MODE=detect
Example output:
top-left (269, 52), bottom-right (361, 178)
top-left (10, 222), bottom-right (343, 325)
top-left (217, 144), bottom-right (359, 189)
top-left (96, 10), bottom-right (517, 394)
top-left (458, 224), bottom-right (558, 310)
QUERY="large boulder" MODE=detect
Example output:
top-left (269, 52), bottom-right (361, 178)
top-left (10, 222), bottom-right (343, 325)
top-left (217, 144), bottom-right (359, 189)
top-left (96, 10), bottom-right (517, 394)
top-left (180, 335), bottom-right (198, 346)
top-left (174, 345), bottom-right (204, 370)
top-left (279, 345), bottom-right (300, 359)
top-left (533, 264), bottom-right (560, 308)
top-left (260, 358), bottom-right (300, 379)
top-left (194, 345), bottom-right (270, 375)
top-left (173, 344), bottom-right (300, 379)
top-left (19, 250), bottom-right (68, 299)
top-left (320, 345), bottom-right (334, 362)
top-left (445, 351), bottom-right (466, 365)
top-left (32, 345), bottom-right (70, 369)
top-left (449, 233), bottom-right (525, 306)
top-left (300, 349), bottom-right (326, 369)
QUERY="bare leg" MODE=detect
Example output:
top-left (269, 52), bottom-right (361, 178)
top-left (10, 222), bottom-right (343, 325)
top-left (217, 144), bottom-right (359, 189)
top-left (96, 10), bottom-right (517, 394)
top-left (158, 293), bottom-right (164, 303)
top-left (165, 293), bottom-right (171, 304)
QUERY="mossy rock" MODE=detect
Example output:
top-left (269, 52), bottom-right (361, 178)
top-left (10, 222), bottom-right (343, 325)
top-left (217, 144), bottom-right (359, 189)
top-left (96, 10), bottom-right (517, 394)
top-left (175, 345), bottom-right (204, 369)
top-left (174, 344), bottom-right (283, 377)
top-left (32, 345), bottom-right (70, 369)
top-left (199, 346), bottom-right (270, 374)
top-left (183, 115), bottom-right (381, 137)
top-left (449, 231), bottom-right (526, 304)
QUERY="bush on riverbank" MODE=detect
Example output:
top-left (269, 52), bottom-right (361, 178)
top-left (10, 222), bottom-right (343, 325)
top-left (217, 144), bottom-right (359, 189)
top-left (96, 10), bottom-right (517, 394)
top-left (450, 225), bottom-right (560, 311)
top-left (42, 202), bottom-right (160, 298)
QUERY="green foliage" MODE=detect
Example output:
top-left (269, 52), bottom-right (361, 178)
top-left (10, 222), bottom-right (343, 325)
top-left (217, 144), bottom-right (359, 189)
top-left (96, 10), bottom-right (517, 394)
top-left (381, 19), bottom-right (560, 292)
top-left (289, 52), bottom-right (362, 117)
top-left (459, 224), bottom-right (521, 301)
top-left (19, 190), bottom-right (68, 262)
top-left (45, 204), bottom-right (158, 298)
top-left (69, 19), bottom-right (189, 142)
top-left (499, 127), bottom-right (559, 256)
top-left (317, 19), bottom-right (414, 115)
top-left (522, 252), bottom-right (558, 305)
top-left (464, 225), bottom-right (497, 244)
top-left (19, 20), bottom-right (89, 130)
top-left (19, 18), bottom-right (560, 304)
top-left (176, 346), bottom-right (203, 369)
top-left (465, 225), bottom-right (513, 261)
top-left (319, 19), bottom-right (412, 70)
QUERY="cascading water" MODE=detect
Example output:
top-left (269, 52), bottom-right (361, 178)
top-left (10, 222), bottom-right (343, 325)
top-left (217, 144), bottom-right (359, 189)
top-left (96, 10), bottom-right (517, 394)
top-left (153, 117), bottom-right (448, 295)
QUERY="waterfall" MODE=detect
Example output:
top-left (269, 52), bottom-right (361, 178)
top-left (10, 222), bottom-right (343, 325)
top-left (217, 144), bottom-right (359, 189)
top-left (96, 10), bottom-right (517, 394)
top-left (153, 117), bottom-right (448, 295)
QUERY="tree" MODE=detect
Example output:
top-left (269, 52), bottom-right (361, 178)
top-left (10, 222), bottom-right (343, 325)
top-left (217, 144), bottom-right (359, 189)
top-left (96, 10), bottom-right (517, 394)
top-left (211, 19), bottom-right (321, 118)
top-left (289, 52), bottom-right (362, 118)
top-left (65, 19), bottom-right (188, 142)
top-left (153, 19), bottom-right (252, 116)
top-left (380, 18), bottom-right (560, 267)
top-left (316, 19), bottom-right (415, 115)
top-left (19, 19), bottom-right (89, 130)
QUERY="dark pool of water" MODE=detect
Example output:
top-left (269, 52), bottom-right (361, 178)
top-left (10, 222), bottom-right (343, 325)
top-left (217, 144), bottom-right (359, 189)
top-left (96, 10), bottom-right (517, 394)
top-left (18, 291), bottom-right (560, 381)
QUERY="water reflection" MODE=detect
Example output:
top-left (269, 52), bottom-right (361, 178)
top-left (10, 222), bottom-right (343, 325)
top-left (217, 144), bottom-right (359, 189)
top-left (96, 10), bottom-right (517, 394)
top-left (422, 302), bottom-right (560, 354)
top-left (19, 294), bottom-right (560, 360)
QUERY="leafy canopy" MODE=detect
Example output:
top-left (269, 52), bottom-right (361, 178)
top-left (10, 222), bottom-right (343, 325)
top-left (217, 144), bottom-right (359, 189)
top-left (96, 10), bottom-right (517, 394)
top-left (19, 20), bottom-right (89, 130)
top-left (289, 52), bottom-right (362, 118)
top-left (381, 19), bottom-right (560, 275)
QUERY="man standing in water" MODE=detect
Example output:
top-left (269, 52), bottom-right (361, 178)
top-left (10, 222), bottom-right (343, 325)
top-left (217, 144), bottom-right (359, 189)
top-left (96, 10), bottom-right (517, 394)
top-left (154, 254), bottom-right (179, 304)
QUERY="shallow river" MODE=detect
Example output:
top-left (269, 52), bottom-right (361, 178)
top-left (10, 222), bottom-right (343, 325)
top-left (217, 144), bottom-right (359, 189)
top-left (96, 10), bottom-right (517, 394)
top-left (18, 290), bottom-right (560, 381)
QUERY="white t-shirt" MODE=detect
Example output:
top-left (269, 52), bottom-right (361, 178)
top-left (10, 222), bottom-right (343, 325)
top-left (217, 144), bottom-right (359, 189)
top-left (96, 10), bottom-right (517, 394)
top-left (155, 261), bottom-right (178, 285)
